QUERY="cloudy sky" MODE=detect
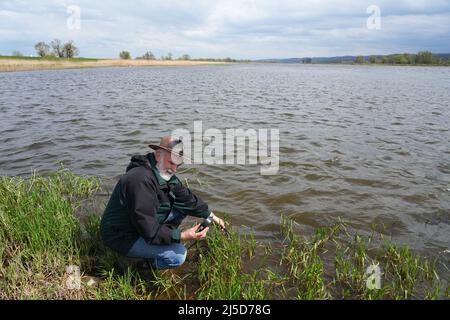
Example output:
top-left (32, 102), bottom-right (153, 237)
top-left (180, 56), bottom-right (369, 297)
top-left (1, 0), bottom-right (449, 59)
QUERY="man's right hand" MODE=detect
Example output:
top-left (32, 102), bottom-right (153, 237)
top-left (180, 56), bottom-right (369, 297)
top-left (180, 224), bottom-right (209, 242)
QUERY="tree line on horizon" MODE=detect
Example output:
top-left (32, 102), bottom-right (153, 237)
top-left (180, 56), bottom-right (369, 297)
top-left (2, 41), bottom-right (245, 62)
top-left (352, 51), bottom-right (448, 65)
top-left (2, 44), bottom-right (446, 65)
top-left (119, 51), bottom-right (188, 60)
top-left (267, 51), bottom-right (449, 66)
top-left (118, 50), bottom-right (248, 62)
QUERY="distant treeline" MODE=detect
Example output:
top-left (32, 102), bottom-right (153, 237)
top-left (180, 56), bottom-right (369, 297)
top-left (257, 51), bottom-right (450, 66)
top-left (1, 42), bottom-right (246, 62)
top-left (352, 51), bottom-right (449, 65)
top-left (119, 50), bottom-right (249, 62)
top-left (300, 51), bottom-right (449, 66)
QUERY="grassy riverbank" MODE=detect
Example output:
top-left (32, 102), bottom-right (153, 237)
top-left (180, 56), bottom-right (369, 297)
top-left (0, 171), bottom-right (448, 299)
top-left (0, 56), bottom-right (228, 72)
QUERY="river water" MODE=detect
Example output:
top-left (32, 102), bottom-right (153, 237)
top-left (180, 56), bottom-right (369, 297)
top-left (1, 63), bottom-right (449, 270)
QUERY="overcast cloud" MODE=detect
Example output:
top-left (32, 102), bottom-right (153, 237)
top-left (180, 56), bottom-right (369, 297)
top-left (1, 0), bottom-right (449, 59)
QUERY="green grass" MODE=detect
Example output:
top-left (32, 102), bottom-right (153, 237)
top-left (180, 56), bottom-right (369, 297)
top-left (0, 170), bottom-right (448, 299)
top-left (0, 169), bottom-right (100, 298)
top-left (279, 216), bottom-right (448, 299)
top-left (195, 227), bottom-right (269, 299)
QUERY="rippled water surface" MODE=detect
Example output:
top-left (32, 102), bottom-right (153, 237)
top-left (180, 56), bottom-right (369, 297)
top-left (1, 64), bottom-right (449, 265)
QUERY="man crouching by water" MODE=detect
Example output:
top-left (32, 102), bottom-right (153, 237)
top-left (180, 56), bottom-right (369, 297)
top-left (100, 136), bottom-right (225, 269)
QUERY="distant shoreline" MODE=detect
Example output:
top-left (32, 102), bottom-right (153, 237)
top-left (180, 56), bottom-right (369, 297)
top-left (2, 56), bottom-right (447, 73)
top-left (0, 57), bottom-right (229, 73)
top-left (252, 61), bottom-right (449, 67)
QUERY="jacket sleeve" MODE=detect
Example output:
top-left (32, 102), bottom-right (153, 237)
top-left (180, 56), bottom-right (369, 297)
top-left (172, 180), bottom-right (211, 218)
top-left (123, 171), bottom-right (181, 245)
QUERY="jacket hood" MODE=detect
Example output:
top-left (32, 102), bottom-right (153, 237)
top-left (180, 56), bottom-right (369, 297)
top-left (126, 153), bottom-right (155, 172)
top-left (126, 153), bottom-right (179, 185)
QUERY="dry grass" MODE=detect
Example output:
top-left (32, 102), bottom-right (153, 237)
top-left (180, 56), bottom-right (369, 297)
top-left (0, 58), bottom-right (228, 72)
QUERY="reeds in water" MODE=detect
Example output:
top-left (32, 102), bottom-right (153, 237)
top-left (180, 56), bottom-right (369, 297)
top-left (0, 171), bottom-right (447, 299)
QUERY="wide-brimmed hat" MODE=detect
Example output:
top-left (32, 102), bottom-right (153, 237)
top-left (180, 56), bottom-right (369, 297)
top-left (148, 136), bottom-right (188, 164)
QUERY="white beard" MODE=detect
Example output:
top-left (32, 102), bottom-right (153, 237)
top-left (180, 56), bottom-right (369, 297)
top-left (158, 169), bottom-right (173, 181)
top-left (156, 155), bottom-right (174, 181)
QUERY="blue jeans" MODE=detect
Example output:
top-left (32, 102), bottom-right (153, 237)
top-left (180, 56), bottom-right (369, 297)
top-left (126, 210), bottom-right (187, 269)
